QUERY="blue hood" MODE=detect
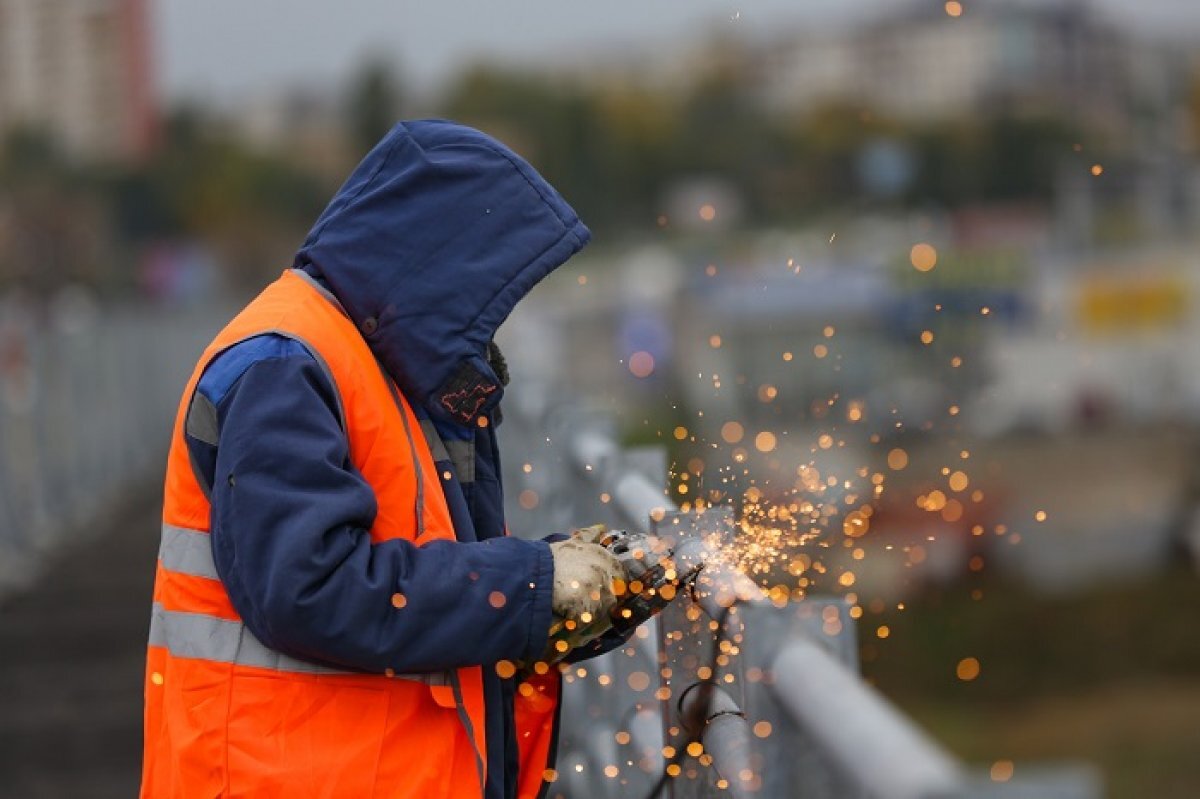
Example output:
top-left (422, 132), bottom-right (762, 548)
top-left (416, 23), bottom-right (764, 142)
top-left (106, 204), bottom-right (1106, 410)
top-left (294, 119), bottom-right (590, 425)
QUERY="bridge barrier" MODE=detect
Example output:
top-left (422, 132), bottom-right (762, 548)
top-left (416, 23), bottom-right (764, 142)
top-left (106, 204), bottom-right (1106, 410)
top-left (498, 393), bottom-right (1101, 799)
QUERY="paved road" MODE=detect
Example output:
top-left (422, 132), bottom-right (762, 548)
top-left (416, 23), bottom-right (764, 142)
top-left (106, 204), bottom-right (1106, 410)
top-left (0, 491), bottom-right (159, 798)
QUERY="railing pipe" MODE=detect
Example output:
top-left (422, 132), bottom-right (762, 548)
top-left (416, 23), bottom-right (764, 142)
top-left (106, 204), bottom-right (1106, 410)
top-left (770, 636), bottom-right (965, 799)
top-left (626, 705), bottom-right (666, 775)
top-left (613, 472), bottom-right (674, 534)
top-left (677, 681), bottom-right (756, 799)
top-left (673, 536), bottom-right (765, 619)
top-left (569, 428), bottom-right (619, 478)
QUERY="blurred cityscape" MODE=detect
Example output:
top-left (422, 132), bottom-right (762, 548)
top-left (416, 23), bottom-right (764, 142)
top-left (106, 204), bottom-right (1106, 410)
top-left (2, 0), bottom-right (1200, 797)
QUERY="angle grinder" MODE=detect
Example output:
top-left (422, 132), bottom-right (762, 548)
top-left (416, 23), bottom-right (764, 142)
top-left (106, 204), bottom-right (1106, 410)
top-left (541, 528), bottom-right (704, 664)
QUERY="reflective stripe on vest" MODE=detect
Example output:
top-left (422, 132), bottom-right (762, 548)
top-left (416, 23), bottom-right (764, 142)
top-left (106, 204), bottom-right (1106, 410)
top-left (154, 523), bottom-right (449, 687)
top-left (158, 523), bottom-right (220, 580)
top-left (417, 418), bottom-right (476, 484)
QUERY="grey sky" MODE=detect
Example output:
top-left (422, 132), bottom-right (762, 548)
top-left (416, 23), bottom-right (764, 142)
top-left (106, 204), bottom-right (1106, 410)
top-left (155, 0), bottom-right (1200, 103)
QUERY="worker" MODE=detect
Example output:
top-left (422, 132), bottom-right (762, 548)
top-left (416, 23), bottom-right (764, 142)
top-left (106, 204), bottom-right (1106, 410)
top-left (140, 120), bottom-right (631, 798)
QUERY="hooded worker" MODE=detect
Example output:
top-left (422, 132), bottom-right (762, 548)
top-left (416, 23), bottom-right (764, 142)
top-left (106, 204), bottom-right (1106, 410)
top-left (141, 120), bottom-right (629, 798)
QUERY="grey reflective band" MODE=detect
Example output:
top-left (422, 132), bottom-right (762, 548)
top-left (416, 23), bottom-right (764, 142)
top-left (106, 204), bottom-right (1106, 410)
top-left (419, 419), bottom-right (451, 463)
top-left (419, 419), bottom-right (475, 484)
top-left (380, 362), bottom-right (426, 537)
top-left (149, 603), bottom-right (344, 674)
top-left (446, 439), bottom-right (476, 484)
top-left (450, 670), bottom-right (487, 794)
top-left (148, 602), bottom-right (450, 685)
top-left (291, 268), bottom-right (350, 319)
top-left (185, 392), bottom-right (219, 445)
top-left (158, 524), bottom-right (220, 580)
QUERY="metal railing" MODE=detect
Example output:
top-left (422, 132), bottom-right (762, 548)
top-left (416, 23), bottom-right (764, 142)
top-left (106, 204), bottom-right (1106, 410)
top-left (499, 390), bottom-right (1102, 799)
top-left (0, 297), bottom-right (232, 597)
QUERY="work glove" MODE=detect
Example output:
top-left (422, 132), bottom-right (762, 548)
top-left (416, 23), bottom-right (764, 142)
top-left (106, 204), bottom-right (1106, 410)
top-left (569, 523), bottom-right (608, 545)
top-left (549, 527), bottom-right (624, 619)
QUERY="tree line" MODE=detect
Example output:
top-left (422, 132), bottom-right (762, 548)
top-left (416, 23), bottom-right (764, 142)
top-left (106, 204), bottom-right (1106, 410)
top-left (0, 55), bottom-right (1103, 296)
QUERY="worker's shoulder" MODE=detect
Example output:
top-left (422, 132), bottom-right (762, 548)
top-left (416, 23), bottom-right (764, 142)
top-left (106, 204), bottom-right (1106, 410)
top-left (197, 333), bottom-right (316, 407)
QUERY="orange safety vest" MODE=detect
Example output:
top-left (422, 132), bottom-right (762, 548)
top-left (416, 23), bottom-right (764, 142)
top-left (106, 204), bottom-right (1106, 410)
top-left (141, 269), bottom-right (560, 798)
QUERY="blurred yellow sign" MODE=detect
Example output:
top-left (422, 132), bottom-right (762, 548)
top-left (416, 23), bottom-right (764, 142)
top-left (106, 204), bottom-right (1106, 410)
top-left (1078, 276), bottom-right (1188, 331)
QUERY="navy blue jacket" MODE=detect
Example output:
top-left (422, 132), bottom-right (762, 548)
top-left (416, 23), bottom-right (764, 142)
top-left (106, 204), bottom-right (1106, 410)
top-left (185, 121), bottom-right (591, 799)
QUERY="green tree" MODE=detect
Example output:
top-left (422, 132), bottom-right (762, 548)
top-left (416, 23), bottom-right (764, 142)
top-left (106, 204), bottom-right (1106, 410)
top-left (347, 58), bottom-right (404, 155)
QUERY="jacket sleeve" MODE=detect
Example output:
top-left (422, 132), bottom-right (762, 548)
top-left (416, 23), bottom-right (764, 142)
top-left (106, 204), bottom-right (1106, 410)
top-left (188, 336), bottom-right (554, 674)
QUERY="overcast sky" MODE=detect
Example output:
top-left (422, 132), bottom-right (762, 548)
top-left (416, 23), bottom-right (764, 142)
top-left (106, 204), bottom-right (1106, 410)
top-left (155, 0), bottom-right (1200, 103)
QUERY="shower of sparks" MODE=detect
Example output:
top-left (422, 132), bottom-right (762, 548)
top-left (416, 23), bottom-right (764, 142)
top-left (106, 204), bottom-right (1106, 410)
top-left (665, 442), bottom-right (889, 600)
top-left (536, 242), bottom-right (1043, 793)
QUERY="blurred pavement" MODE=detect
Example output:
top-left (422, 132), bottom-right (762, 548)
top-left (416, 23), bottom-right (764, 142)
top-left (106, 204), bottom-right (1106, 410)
top-left (0, 491), bottom-right (157, 798)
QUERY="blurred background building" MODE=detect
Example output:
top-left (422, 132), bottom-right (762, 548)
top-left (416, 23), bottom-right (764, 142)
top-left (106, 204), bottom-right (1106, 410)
top-left (0, 0), bottom-right (156, 161)
top-left (1, 0), bottom-right (1199, 797)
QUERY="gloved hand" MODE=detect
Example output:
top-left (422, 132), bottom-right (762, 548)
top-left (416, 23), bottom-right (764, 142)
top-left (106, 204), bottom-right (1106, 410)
top-left (569, 524), bottom-right (608, 545)
top-left (549, 530), bottom-right (624, 619)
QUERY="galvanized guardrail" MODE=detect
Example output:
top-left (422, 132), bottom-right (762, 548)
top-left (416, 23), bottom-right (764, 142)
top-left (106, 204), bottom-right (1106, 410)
top-left (499, 391), bottom-right (1102, 799)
